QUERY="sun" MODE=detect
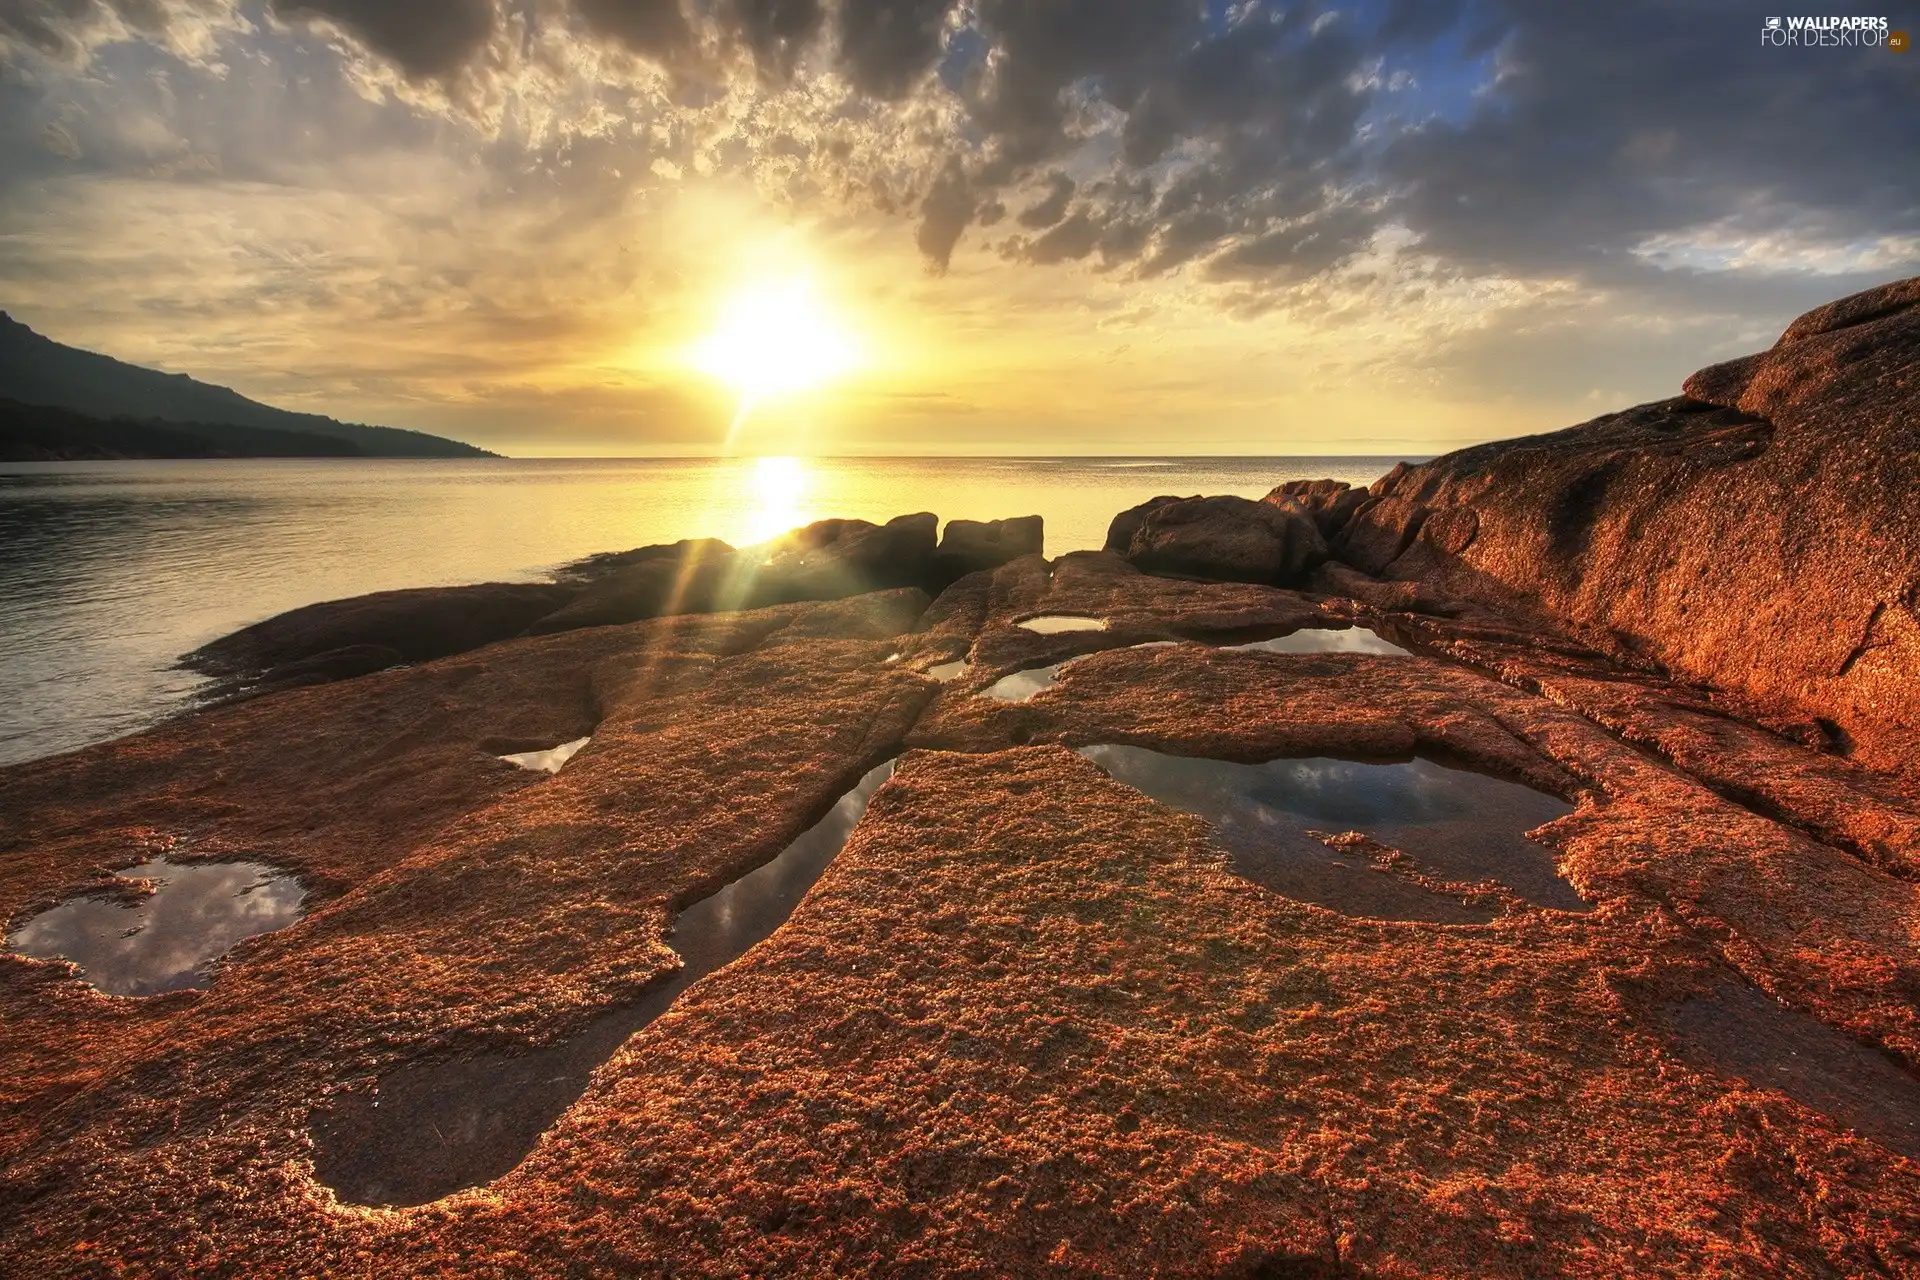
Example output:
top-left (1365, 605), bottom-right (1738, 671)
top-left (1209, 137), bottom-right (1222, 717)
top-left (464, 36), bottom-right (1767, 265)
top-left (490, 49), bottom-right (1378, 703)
top-left (690, 275), bottom-right (862, 403)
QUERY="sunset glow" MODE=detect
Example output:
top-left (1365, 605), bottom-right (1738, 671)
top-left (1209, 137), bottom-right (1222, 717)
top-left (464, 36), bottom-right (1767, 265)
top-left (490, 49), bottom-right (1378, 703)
top-left (690, 278), bottom-right (863, 405)
top-left (0, 2), bottom-right (1907, 460)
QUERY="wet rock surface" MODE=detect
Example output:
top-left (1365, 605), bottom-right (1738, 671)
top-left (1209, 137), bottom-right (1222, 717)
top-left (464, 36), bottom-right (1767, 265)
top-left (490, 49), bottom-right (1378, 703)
top-left (5, 280), bottom-right (1920, 1276)
top-left (311, 759), bottom-right (897, 1207)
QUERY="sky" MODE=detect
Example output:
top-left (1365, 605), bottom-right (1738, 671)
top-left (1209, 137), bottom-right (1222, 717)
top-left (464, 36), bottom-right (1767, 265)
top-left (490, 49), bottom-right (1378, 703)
top-left (0, 1), bottom-right (1915, 457)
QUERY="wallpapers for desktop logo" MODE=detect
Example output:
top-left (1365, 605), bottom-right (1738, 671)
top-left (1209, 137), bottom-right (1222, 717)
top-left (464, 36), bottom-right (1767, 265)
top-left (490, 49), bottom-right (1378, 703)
top-left (1760, 14), bottom-right (1906, 48)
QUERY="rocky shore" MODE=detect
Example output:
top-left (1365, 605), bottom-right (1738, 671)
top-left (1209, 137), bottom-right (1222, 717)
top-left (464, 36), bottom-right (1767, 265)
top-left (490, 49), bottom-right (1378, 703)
top-left (3, 278), bottom-right (1918, 1277)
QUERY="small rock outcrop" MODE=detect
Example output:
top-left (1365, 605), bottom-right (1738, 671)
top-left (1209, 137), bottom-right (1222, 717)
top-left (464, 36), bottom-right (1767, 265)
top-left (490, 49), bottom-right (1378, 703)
top-left (1107, 494), bottom-right (1328, 586)
top-left (183, 582), bottom-right (581, 679)
top-left (763, 512), bottom-right (939, 601)
top-left (192, 515), bottom-right (1043, 682)
top-left (532, 514), bottom-right (939, 635)
top-left (1336, 275), bottom-right (1920, 777)
top-left (932, 516), bottom-right (1044, 584)
top-left (553, 538), bottom-right (737, 585)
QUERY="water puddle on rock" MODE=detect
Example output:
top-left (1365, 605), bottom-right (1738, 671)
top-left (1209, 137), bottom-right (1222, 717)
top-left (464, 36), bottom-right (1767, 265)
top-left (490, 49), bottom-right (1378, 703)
top-left (925, 659), bottom-right (972, 682)
top-left (1017, 615), bottom-right (1108, 634)
top-left (499, 737), bottom-right (591, 774)
top-left (311, 759), bottom-right (897, 1207)
top-left (1079, 745), bottom-right (1583, 919)
top-left (1662, 978), bottom-right (1920, 1159)
top-left (6, 857), bottom-right (305, 996)
top-left (987, 663), bottom-right (1068, 703)
top-left (986, 643), bottom-right (1178, 704)
top-left (983, 630), bottom-right (1407, 705)
top-left (1226, 626), bottom-right (1411, 657)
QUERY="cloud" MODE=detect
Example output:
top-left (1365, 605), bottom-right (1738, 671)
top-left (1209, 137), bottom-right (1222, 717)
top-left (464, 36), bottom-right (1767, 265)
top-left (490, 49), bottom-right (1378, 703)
top-left (1383, 1), bottom-right (1920, 286)
top-left (570, 0), bottom-right (690, 60)
top-left (16, 0), bottom-right (1910, 298)
top-left (1017, 211), bottom-right (1098, 265)
top-left (915, 156), bottom-right (974, 272)
top-left (1016, 171), bottom-right (1074, 230)
top-left (268, 0), bottom-right (494, 80)
top-left (0, 0), bottom-right (235, 65)
top-left (901, 0), bottom-right (1380, 283)
top-left (835, 0), bottom-right (950, 99)
top-left (727, 0), bottom-right (822, 82)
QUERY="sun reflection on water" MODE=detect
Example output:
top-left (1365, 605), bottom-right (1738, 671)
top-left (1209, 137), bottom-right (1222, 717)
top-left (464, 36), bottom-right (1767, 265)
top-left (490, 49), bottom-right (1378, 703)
top-left (740, 456), bottom-right (814, 546)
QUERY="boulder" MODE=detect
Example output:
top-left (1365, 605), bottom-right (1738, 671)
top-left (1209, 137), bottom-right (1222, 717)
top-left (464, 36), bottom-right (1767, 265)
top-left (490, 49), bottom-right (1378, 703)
top-left (931, 516), bottom-right (1044, 584)
top-left (553, 538), bottom-right (736, 585)
top-left (199, 644), bottom-right (409, 707)
top-left (1264, 479), bottom-right (1368, 538)
top-left (1335, 274), bottom-right (1920, 777)
top-left (184, 581), bottom-right (581, 678)
top-left (526, 544), bottom-right (743, 635)
top-left (1103, 495), bottom-right (1190, 553)
top-left (530, 514), bottom-right (940, 636)
top-left (1117, 494), bottom-right (1329, 586)
top-left (758, 513), bottom-right (939, 602)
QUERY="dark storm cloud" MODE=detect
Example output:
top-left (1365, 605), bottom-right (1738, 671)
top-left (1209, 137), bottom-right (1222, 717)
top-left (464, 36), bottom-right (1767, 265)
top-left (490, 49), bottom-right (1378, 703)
top-left (1018, 211), bottom-right (1098, 265)
top-left (890, 0), bottom-right (1918, 288)
top-left (571, 0), bottom-right (689, 58)
top-left (905, 0), bottom-right (1380, 282)
top-left (915, 156), bottom-right (975, 272)
top-left (1205, 204), bottom-right (1377, 283)
top-left (270, 0), bottom-right (494, 80)
top-left (1016, 172), bottom-right (1074, 230)
top-left (834, 0), bottom-right (949, 98)
top-left (1384, 1), bottom-right (1920, 283)
top-left (965, 0), bottom-right (1199, 161)
top-left (0, 0), bottom-right (83, 63)
top-left (727, 0), bottom-right (822, 81)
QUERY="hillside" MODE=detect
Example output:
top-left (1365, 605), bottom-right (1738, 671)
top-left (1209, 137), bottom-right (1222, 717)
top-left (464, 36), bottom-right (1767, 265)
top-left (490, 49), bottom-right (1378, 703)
top-left (0, 312), bottom-right (495, 459)
top-left (0, 398), bottom-right (371, 461)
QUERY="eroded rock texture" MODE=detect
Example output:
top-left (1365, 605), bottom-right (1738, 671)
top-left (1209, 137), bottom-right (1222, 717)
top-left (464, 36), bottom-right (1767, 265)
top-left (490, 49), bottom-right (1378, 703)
top-left (1338, 276), bottom-right (1920, 778)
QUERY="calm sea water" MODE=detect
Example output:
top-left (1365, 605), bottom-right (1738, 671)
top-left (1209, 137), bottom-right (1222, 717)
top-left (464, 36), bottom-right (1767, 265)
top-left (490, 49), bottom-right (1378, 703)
top-left (0, 456), bottom-right (1402, 766)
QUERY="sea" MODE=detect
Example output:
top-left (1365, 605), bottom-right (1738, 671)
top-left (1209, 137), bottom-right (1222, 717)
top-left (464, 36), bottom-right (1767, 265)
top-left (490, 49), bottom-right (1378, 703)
top-left (0, 455), bottom-right (1405, 767)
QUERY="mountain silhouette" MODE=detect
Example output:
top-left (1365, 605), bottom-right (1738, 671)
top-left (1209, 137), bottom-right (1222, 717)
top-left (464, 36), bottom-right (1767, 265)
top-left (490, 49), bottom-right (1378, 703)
top-left (0, 312), bottom-right (495, 459)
